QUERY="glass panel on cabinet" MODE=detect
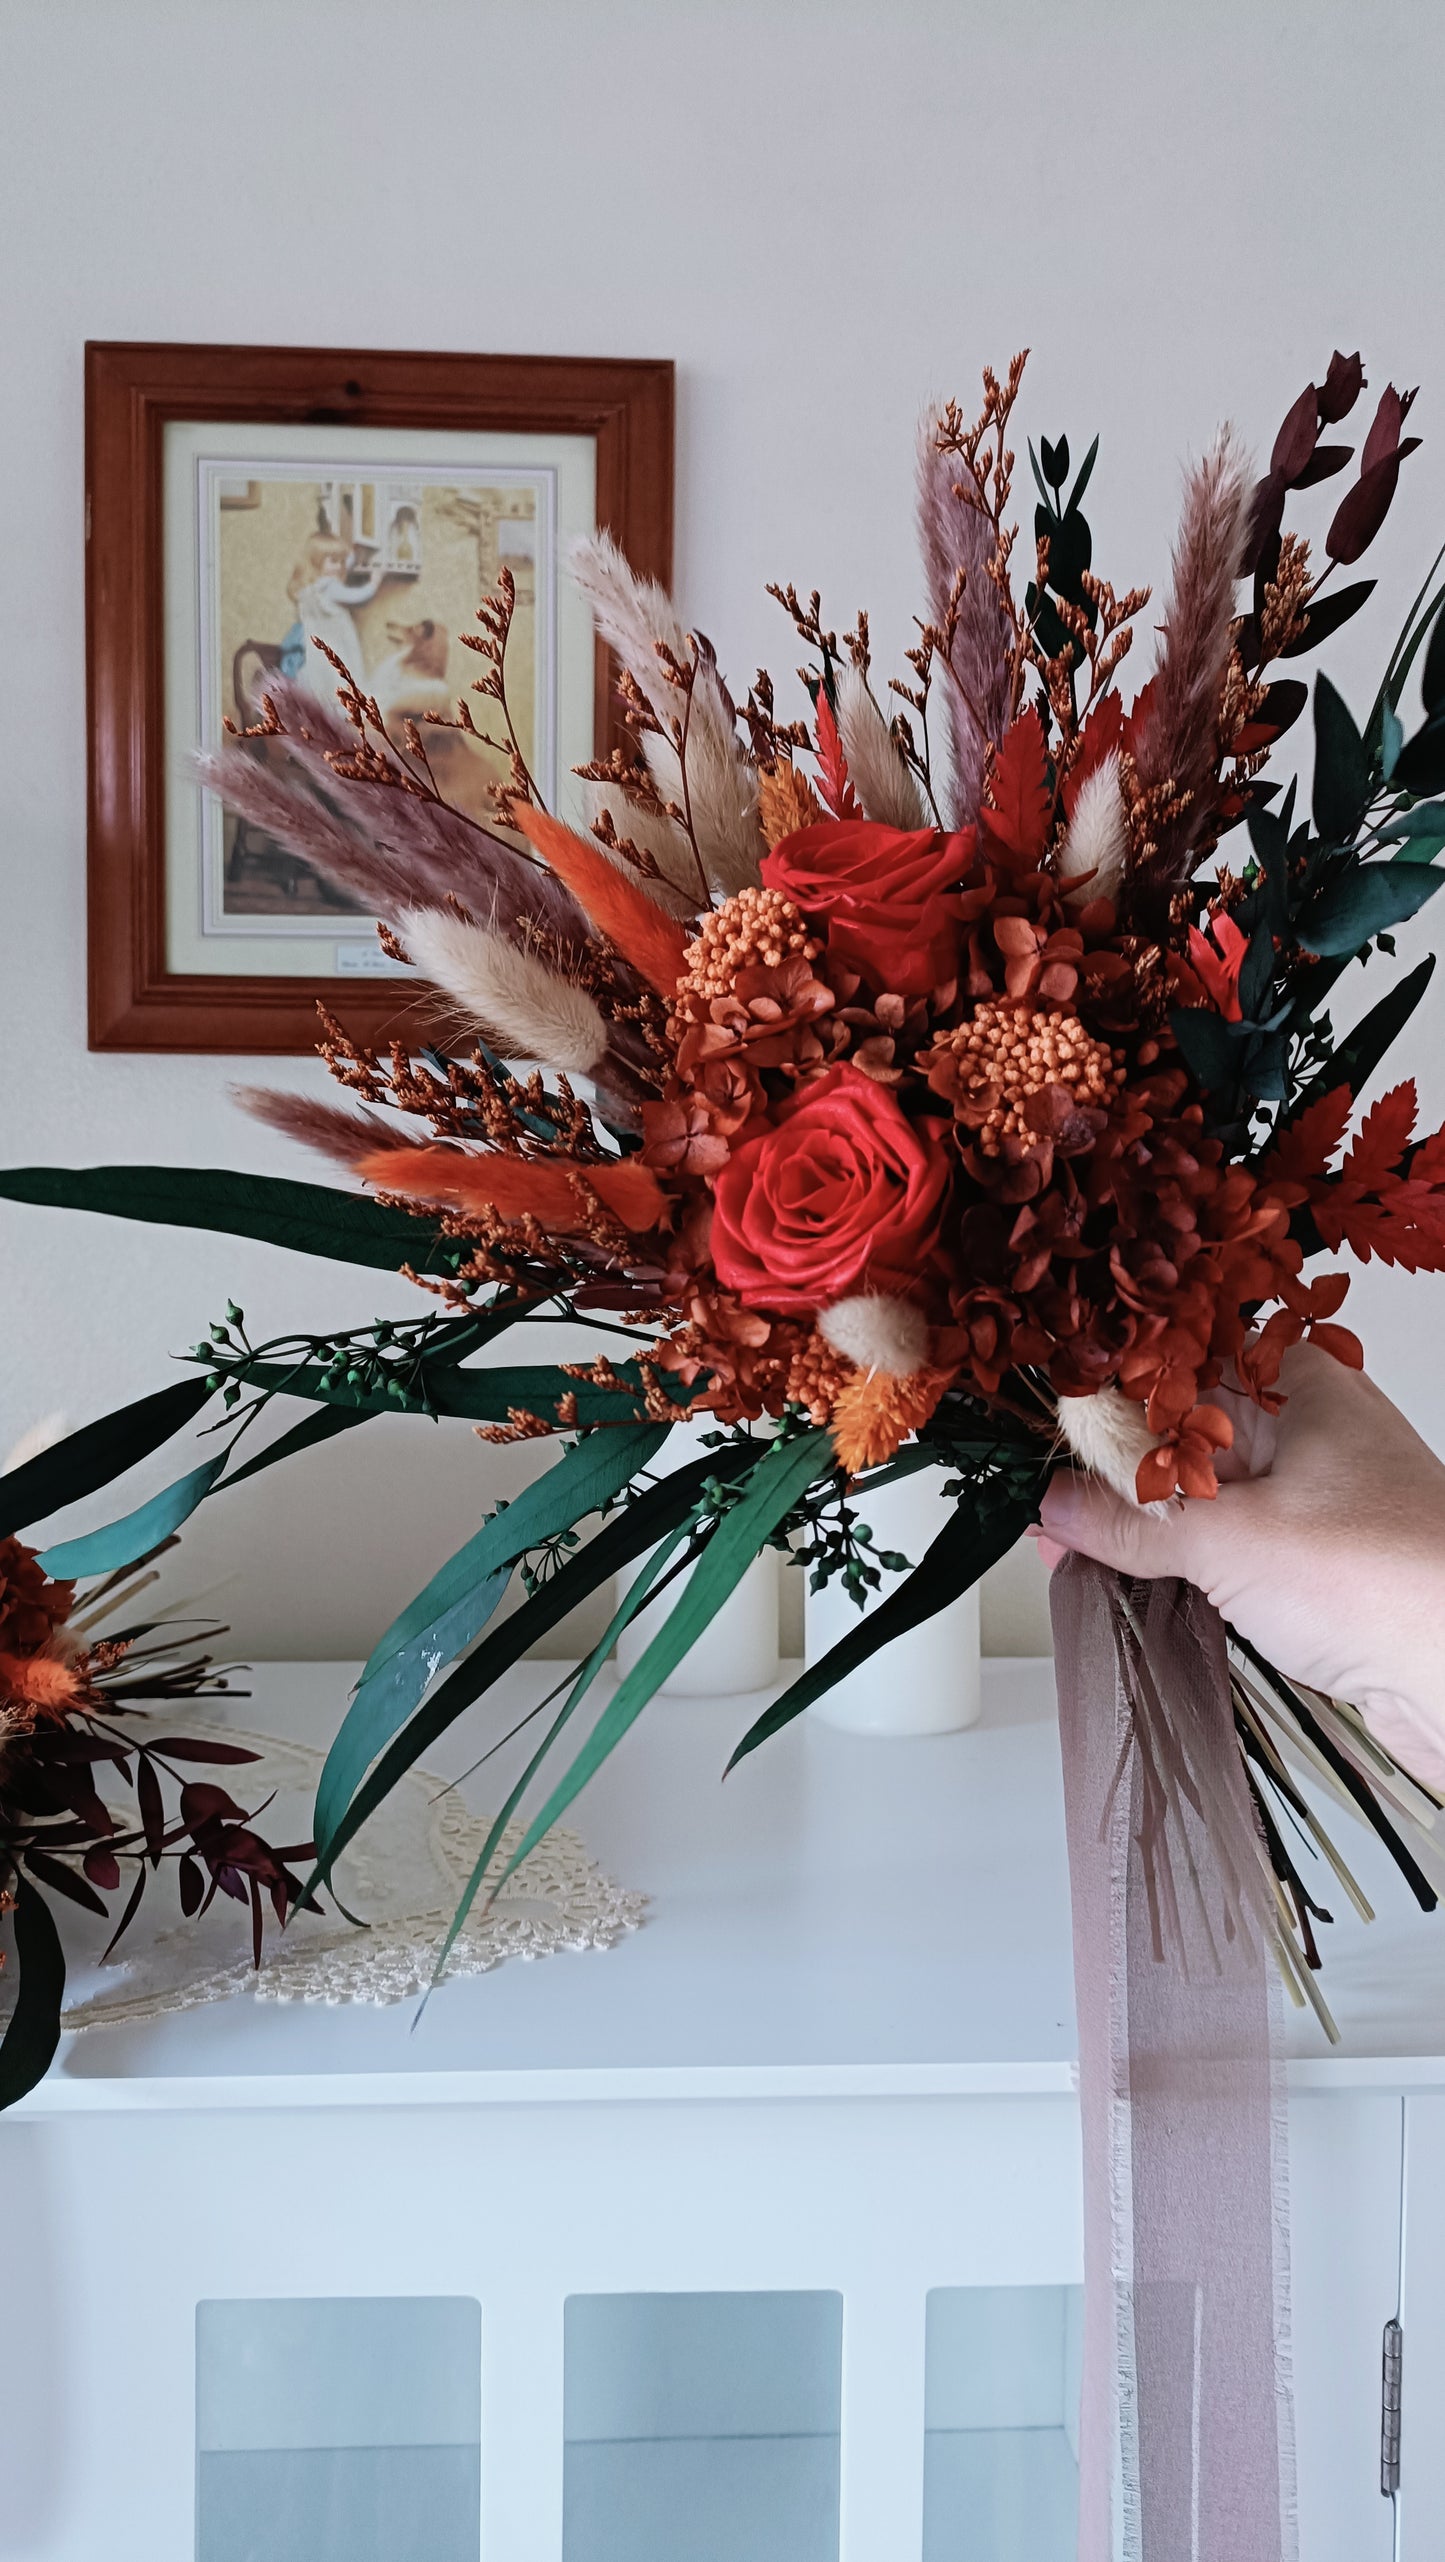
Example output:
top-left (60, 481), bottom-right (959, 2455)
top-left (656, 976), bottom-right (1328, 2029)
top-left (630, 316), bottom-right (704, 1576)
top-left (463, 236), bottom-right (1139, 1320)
top-left (195, 2296), bottom-right (481, 2562)
top-left (923, 2285), bottom-right (1081, 2561)
top-left (563, 2289), bottom-right (843, 2562)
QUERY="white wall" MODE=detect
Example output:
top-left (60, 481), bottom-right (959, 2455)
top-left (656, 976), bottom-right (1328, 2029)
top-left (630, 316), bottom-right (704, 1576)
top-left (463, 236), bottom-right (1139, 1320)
top-left (3, 0), bottom-right (1445, 1661)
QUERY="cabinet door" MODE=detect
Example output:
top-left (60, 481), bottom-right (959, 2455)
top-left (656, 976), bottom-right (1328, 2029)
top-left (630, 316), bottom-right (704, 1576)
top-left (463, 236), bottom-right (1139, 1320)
top-left (1291, 2094), bottom-right (1402, 2562)
top-left (1398, 2091), bottom-right (1445, 2558)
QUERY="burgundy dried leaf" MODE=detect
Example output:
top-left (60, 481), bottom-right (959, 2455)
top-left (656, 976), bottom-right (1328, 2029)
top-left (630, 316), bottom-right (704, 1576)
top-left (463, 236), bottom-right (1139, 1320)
top-left (251, 1874), bottom-right (265, 1969)
top-left (1319, 350), bottom-right (1365, 424)
top-left (1361, 384), bottom-right (1418, 474)
top-left (1327, 446), bottom-right (1421, 564)
top-left (1271, 384), bottom-right (1320, 483)
top-left (148, 1738), bottom-right (260, 1764)
top-left (82, 1845), bottom-right (122, 1893)
top-left (1292, 443), bottom-right (1353, 488)
top-left (22, 1847), bottom-right (110, 1917)
top-left (136, 1755), bottom-right (165, 1867)
top-left (178, 1853), bottom-right (204, 1918)
top-left (101, 1860), bottom-right (149, 1961)
top-left (1242, 473), bottom-right (1287, 577)
top-left (213, 1867), bottom-right (250, 1905)
top-left (179, 1780), bottom-right (246, 1827)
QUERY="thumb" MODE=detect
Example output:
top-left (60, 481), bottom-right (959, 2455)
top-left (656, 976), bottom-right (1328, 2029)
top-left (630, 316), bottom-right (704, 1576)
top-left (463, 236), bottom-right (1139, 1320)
top-left (1039, 1469), bottom-right (1203, 1581)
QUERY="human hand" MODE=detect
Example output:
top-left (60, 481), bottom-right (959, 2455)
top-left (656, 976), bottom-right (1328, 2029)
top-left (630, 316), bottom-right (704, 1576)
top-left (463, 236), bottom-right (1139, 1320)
top-left (1035, 1343), bottom-right (1445, 1795)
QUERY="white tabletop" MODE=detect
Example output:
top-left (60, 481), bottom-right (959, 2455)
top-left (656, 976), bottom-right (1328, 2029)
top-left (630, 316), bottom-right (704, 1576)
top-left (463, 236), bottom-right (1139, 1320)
top-left (28, 1657), bottom-right (1445, 2109)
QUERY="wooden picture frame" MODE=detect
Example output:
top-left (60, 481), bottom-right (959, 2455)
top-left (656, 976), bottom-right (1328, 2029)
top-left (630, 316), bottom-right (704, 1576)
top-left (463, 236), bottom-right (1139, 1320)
top-left (85, 342), bottom-right (674, 1052)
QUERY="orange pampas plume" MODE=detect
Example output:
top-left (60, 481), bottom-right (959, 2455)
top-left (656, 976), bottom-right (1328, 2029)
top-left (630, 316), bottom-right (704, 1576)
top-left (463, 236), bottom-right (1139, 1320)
top-left (512, 804), bottom-right (691, 997)
top-left (356, 1145), bottom-right (669, 1236)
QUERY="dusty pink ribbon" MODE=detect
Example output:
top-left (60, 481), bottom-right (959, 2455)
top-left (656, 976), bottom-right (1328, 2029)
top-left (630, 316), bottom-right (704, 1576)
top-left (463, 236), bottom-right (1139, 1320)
top-left (1052, 1555), bottom-right (1296, 2562)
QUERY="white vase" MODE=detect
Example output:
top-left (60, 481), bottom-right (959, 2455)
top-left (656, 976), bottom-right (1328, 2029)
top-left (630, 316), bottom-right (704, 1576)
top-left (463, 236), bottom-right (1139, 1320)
top-left (804, 1469), bottom-right (982, 1735)
top-left (614, 1421), bottom-right (782, 1697)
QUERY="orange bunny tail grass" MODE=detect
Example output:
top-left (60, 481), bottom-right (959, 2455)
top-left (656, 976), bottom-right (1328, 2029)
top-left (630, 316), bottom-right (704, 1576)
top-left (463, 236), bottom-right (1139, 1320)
top-left (512, 803), bottom-right (691, 996)
top-left (356, 1144), bottom-right (670, 1236)
top-left (830, 1365), bottom-right (953, 1474)
top-left (0, 1649), bottom-right (90, 1722)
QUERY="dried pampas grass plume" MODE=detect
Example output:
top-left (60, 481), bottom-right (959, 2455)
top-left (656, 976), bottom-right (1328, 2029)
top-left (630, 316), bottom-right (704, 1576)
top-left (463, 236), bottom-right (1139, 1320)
top-left (1054, 1387), bottom-right (1161, 1505)
top-left (1132, 425), bottom-right (1252, 882)
top-left (237, 1089), bottom-right (396, 1166)
top-left (401, 908), bottom-right (609, 1074)
top-left (819, 1293), bottom-right (928, 1379)
top-left (1056, 754), bottom-right (1127, 908)
top-left (916, 406), bottom-right (1013, 827)
top-left (575, 778), bottom-right (699, 917)
top-left (832, 667), bottom-right (929, 830)
top-left (570, 533), bottom-right (763, 900)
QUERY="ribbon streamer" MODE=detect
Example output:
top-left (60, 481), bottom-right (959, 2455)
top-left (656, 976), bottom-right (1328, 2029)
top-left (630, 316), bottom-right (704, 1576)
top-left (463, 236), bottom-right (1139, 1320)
top-left (1052, 1555), bottom-right (1296, 2562)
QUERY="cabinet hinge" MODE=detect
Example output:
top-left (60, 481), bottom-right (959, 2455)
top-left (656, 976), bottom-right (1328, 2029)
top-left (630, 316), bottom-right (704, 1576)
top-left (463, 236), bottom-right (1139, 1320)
top-left (1380, 2316), bottom-right (1403, 2496)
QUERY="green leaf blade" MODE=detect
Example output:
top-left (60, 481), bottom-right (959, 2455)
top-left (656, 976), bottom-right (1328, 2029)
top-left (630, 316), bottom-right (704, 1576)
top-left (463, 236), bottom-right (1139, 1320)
top-left (37, 1452), bottom-right (227, 1579)
top-left (312, 1421), bottom-right (669, 1851)
top-left (0, 1880), bottom-right (67, 2110)
top-left (494, 1428), bottom-right (834, 1886)
top-left (0, 1165), bottom-right (462, 1277)
top-left (727, 1475), bottom-right (1038, 1770)
top-left (0, 1377), bottom-right (213, 1541)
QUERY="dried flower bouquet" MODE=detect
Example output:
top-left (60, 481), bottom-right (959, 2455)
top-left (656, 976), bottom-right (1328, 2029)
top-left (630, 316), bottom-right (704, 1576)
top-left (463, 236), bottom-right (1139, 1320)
top-left (6, 349), bottom-right (1445, 2101)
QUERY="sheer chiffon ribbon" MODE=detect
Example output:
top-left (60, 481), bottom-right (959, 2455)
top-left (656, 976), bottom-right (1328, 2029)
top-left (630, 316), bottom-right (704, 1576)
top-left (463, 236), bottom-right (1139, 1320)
top-left (1051, 1554), bottom-right (1296, 2562)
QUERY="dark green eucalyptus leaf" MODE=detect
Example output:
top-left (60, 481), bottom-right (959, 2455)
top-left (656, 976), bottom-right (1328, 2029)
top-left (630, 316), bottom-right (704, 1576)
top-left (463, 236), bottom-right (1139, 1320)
top-left (307, 1440), bottom-right (767, 1883)
top-left (1169, 1006), bottom-right (1250, 1093)
top-left (727, 1476), bottom-right (1038, 1770)
top-left (219, 1403), bottom-right (371, 1491)
top-left (0, 1378), bottom-right (213, 1541)
top-left (1377, 801), bottom-right (1445, 841)
top-left (1284, 955), bottom-right (1435, 1128)
top-left (0, 1165), bottom-right (462, 1277)
top-left (313, 1420), bottom-right (671, 1848)
top-left (426, 1528), bottom-right (693, 1987)
top-left (1421, 599), bottom-right (1445, 716)
top-left (0, 1880), bottom-right (66, 2110)
top-left (1390, 717), bottom-right (1445, 800)
top-left (1239, 1032), bottom-right (1289, 1103)
top-left (1280, 580), bottom-right (1376, 658)
top-left (1311, 674), bottom-right (1373, 841)
top-left (1045, 508), bottom-right (1093, 608)
top-left (493, 1430), bottom-right (834, 1887)
top-left (1067, 434), bottom-right (1099, 514)
top-left (37, 1452), bottom-right (228, 1580)
top-left (234, 1358), bottom-right (660, 1429)
top-left (1298, 861), bottom-right (1445, 958)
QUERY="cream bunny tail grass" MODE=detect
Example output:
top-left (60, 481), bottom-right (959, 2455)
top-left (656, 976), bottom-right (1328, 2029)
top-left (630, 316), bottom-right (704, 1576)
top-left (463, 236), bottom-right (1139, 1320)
top-left (570, 533), bottom-right (763, 901)
top-left (818, 1293), bottom-right (929, 1379)
top-left (832, 667), bottom-right (929, 829)
top-left (400, 908), bottom-right (610, 1074)
top-left (1055, 1386), bottom-right (1161, 1504)
top-left (1056, 753), bottom-right (1128, 907)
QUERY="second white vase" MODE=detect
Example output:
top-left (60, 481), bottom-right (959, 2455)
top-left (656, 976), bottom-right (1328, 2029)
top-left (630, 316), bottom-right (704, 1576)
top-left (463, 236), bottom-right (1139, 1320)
top-left (804, 1468), bottom-right (982, 1735)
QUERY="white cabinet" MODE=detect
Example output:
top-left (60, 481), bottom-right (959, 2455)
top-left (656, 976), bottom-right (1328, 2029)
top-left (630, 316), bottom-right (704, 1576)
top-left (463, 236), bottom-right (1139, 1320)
top-left (3, 1659), bottom-right (1441, 2561)
top-left (1398, 2092), bottom-right (1445, 2556)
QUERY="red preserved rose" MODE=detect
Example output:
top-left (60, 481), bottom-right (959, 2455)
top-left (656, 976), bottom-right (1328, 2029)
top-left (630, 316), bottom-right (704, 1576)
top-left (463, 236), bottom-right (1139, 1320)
top-left (709, 1062), bottom-right (950, 1314)
top-left (761, 820), bottom-right (972, 996)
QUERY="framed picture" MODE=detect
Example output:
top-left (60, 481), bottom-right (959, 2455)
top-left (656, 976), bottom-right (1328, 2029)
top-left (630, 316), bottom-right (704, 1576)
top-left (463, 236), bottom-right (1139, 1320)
top-left (85, 342), bottom-right (674, 1051)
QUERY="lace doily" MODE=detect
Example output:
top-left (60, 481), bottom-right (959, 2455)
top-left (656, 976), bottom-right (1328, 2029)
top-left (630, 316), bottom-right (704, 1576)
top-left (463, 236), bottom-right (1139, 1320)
top-left (15, 1720), bottom-right (647, 2031)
